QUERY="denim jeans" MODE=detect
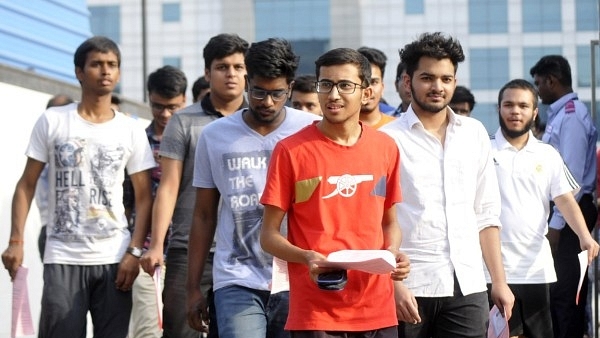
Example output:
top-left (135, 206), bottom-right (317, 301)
top-left (214, 285), bottom-right (289, 338)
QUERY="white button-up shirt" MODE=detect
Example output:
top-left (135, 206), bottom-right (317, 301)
top-left (381, 107), bottom-right (501, 297)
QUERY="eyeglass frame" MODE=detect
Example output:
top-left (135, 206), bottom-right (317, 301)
top-left (247, 85), bottom-right (291, 102)
top-left (314, 80), bottom-right (366, 94)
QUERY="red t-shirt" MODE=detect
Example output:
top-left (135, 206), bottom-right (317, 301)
top-left (261, 122), bottom-right (402, 331)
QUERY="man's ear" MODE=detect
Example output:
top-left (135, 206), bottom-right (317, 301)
top-left (362, 86), bottom-right (373, 105)
top-left (204, 68), bottom-right (210, 82)
top-left (75, 66), bottom-right (83, 83)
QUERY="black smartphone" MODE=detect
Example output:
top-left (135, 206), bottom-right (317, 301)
top-left (317, 270), bottom-right (347, 291)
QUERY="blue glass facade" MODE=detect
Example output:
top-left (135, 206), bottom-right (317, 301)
top-left (468, 1), bottom-right (508, 34)
top-left (89, 6), bottom-right (120, 43)
top-left (522, 0), bottom-right (562, 32)
top-left (0, 0), bottom-right (91, 84)
top-left (254, 0), bottom-right (330, 75)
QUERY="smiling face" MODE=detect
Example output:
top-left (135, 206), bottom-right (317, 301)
top-left (407, 56), bottom-right (456, 115)
top-left (317, 63), bottom-right (371, 125)
top-left (499, 87), bottom-right (538, 140)
top-left (76, 51), bottom-right (120, 96)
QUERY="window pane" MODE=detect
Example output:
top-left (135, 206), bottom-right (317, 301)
top-left (469, 48), bottom-right (509, 90)
top-left (405, 0), bottom-right (424, 14)
top-left (163, 57), bottom-right (181, 69)
top-left (89, 6), bottom-right (121, 43)
top-left (576, 0), bottom-right (599, 31)
top-left (522, 0), bottom-right (561, 32)
top-left (577, 45), bottom-right (600, 87)
top-left (162, 3), bottom-right (180, 22)
top-left (471, 102), bottom-right (497, 135)
top-left (469, 0), bottom-right (508, 33)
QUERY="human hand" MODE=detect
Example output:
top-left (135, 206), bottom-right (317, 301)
top-left (1, 241), bottom-right (24, 281)
top-left (580, 235), bottom-right (600, 265)
top-left (394, 281), bottom-right (421, 324)
top-left (140, 247), bottom-right (164, 275)
top-left (305, 250), bottom-right (329, 284)
top-left (490, 282), bottom-right (514, 320)
top-left (115, 253), bottom-right (140, 292)
top-left (390, 249), bottom-right (410, 281)
top-left (187, 290), bottom-right (209, 332)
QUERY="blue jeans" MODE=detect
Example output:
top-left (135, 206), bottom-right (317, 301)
top-left (214, 285), bottom-right (289, 338)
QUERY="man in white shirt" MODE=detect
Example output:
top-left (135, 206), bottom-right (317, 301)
top-left (381, 32), bottom-right (514, 338)
top-left (489, 78), bottom-right (599, 338)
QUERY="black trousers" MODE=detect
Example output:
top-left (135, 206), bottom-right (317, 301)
top-left (550, 194), bottom-right (597, 338)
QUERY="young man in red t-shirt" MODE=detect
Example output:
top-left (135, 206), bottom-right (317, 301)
top-left (260, 47), bottom-right (409, 337)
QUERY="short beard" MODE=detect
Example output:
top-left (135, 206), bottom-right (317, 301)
top-left (499, 115), bottom-right (533, 139)
top-left (410, 86), bottom-right (448, 114)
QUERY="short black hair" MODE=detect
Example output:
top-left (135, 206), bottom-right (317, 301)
top-left (292, 74), bottom-right (317, 93)
top-left (357, 46), bottom-right (387, 79)
top-left (529, 55), bottom-right (572, 87)
top-left (497, 79), bottom-right (538, 110)
top-left (203, 33), bottom-right (249, 70)
top-left (192, 76), bottom-right (210, 99)
top-left (245, 38), bottom-right (299, 83)
top-left (315, 48), bottom-right (371, 87)
top-left (400, 32), bottom-right (464, 77)
top-left (147, 65), bottom-right (188, 98)
top-left (450, 86), bottom-right (476, 111)
top-left (395, 61), bottom-right (407, 83)
top-left (74, 36), bottom-right (121, 70)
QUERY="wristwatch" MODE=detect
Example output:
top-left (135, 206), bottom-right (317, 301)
top-left (126, 246), bottom-right (143, 258)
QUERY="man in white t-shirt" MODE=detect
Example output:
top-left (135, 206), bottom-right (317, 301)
top-left (489, 78), bottom-right (599, 337)
top-left (1, 36), bottom-right (155, 338)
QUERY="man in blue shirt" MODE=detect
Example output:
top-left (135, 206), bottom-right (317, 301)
top-left (530, 54), bottom-right (598, 338)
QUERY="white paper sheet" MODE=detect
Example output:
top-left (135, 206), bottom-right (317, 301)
top-left (316, 250), bottom-right (396, 274)
top-left (487, 305), bottom-right (508, 338)
top-left (12, 266), bottom-right (35, 338)
top-left (576, 250), bottom-right (588, 305)
top-left (153, 266), bottom-right (163, 329)
top-left (270, 257), bottom-right (290, 294)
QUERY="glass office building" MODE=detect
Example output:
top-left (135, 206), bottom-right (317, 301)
top-left (0, 1), bottom-right (91, 84)
top-left (84, 0), bottom-right (599, 133)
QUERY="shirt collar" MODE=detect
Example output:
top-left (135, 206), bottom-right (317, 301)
top-left (493, 128), bottom-right (537, 152)
top-left (547, 92), bottom-right (578, 117)
top-left (405, 104), bottom-right (462, 129)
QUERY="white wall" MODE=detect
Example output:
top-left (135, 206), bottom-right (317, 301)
top-left (0, 82), bottom-right (150, 337)
top-left (1, 82), bottom-right (51, 338)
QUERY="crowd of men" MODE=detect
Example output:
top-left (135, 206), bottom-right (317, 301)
top-left (2, 31), bottom-right (600, 338)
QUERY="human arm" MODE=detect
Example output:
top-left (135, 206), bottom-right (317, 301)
top-left (260, 204), bottom-right (328, 283)
top-left (554, 192), bottom-right (600, 264)
top-left (115, 169), bottom-right (152, 291)
top-left (1, 158), bottom-right (45, 280)
top-left (381, 205), bottom-right (410, 281)
top-left (480, 226), bottom-right (514, 320)
top-left (186, 187), bottom-right (220, 333)
top-left (394, 280), bottom-right (421, 324)
top-left (548, 111), bottom-right (591, 231)
top-left (140, 157), bottom-right (183, 274)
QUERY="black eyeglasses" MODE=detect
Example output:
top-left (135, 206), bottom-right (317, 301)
top-left (249, 88), bottom-right (289, 101)
top-left (315, 80), bottom-right (364, 94)
top-left (150, 102), bottom-right (181, 113)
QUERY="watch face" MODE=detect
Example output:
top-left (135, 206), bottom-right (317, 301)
top-left (128, 247), bottom-right (142, 258)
